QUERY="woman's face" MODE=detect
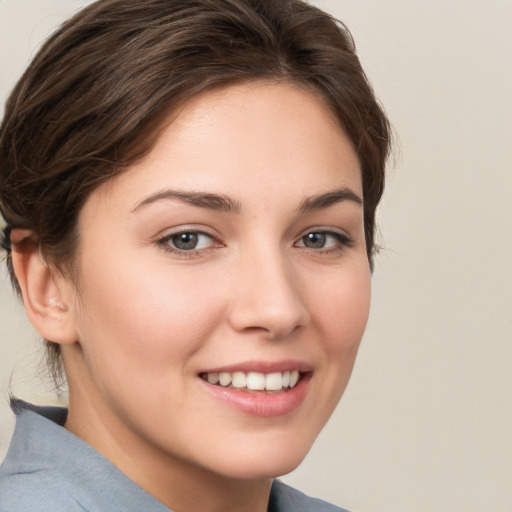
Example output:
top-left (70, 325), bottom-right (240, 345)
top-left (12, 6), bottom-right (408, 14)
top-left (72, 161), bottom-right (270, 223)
top-left (64, 82), bottom-right (371, 481)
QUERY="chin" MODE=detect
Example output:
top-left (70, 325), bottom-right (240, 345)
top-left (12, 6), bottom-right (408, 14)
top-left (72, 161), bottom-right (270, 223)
top-left (218, 457), bottom-right (306, 481)
top-left (207, 435), bottom-right (315, 480)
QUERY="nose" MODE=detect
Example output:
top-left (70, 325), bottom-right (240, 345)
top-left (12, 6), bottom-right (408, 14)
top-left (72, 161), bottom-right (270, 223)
top-left (227, 247), bottom-right (310, 339)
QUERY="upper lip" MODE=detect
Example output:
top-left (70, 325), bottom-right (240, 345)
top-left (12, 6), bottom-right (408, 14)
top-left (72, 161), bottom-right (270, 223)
top-left (198, 359), bottom-right (313, 375)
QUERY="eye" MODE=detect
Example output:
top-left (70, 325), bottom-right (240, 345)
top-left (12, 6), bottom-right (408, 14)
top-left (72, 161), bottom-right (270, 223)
top-left (159, 231), bottom-right (215, 252)
top-left (295, 230), bottom-right (353, 251)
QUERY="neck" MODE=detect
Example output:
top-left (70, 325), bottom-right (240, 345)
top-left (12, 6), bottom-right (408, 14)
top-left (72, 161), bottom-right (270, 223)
top-left (64, 350), bottom-right (272, 512)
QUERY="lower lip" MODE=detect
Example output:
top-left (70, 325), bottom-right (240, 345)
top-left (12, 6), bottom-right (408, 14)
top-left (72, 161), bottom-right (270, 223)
top-left (199, 374), bottom-right (311, 418)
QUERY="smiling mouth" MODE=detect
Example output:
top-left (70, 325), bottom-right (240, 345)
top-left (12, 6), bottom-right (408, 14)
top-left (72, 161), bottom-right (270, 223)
top-left (199, 370), bottom-right (302, 393)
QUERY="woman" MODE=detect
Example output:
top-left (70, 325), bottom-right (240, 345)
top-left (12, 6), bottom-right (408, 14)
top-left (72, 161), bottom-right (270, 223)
top-left (0, 0), bottom-right (391, 510)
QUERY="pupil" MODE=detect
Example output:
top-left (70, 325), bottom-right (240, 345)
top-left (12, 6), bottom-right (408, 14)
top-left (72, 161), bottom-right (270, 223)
top-left (304, 233), bottom-right (326, 248)
top-left (173, 232), bottom-right (198, 250)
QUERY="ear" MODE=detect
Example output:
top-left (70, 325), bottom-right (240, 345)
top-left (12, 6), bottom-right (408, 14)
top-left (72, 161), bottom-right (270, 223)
top-left (10, 229), bottom-right (78, 345)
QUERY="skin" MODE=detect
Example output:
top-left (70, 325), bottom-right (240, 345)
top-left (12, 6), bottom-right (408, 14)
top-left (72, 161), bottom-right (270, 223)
top-left (15, 82), bottom-right (371, 512)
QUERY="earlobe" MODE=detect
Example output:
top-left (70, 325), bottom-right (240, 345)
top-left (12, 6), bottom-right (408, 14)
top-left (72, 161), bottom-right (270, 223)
top-left (10, 229), bottom-right (78, 345)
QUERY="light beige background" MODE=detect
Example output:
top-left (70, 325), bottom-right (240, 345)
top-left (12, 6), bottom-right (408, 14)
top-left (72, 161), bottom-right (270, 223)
top-left (1, 1), bottom-right (511, 511)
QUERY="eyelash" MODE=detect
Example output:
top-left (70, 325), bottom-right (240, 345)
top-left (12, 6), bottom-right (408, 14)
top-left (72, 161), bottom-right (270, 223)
top-left (156, 228), bottom-right (354, 258)
top-left (156, 230), bottom-right (220, 258)
top-left (295, 230), bottom-right (354, 254)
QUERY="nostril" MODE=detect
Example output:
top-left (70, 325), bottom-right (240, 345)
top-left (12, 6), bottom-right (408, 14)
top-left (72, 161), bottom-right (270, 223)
top-left (227, 298), bottom-right (309, 339)
top-left (226, 256), bottom-right (310, 337)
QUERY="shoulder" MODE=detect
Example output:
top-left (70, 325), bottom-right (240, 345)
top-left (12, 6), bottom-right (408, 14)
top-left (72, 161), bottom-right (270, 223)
top-left (0, 471), bottom-right (89, 512)
top-left (0, 405), bottom-right (170, 512)
top-left (0, 405), bottom-right (88, 511)
top-left (270, 480), bottom-right (352, 512)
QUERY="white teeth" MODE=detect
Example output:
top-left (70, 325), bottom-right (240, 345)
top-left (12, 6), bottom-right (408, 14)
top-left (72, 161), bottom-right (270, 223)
top-left (203, 370), bottom-right (302, 391)
top-left (219, 372), bottom-right (231, 386)
top-left (265, 372), bottom-right (283, 391)
top-left (247, 372), bottom-right (265, 390)
top-left (231, 372), bottom-right (247, 388)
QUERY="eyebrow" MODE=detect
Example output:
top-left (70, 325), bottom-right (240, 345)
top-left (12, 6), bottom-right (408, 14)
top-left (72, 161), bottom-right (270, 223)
top-left (131, 189), bottom-right (241, 213)
top-left (131, 186), bottom-right (362, 215)
top-left (298, 187), bottom-right (363, 213)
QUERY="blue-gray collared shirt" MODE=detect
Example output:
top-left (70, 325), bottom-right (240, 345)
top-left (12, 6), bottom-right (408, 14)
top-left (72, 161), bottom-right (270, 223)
top-left (0, 401), bottom-right (349, 511)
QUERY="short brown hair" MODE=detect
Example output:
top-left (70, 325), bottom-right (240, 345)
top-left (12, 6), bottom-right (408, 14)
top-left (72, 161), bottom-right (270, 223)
top-left (0, 0), bottom-right (391, 382)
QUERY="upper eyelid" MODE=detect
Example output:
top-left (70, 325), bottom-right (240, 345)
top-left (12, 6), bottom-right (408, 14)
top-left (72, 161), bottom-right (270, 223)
top-left (155, 225), bottom-right (219, 240)
top-left (160, 230), bottom-right (214, 240)
top-left (296, 226), bottom-right (353, 240)
top-left (295, 232), bottom-right (351, 243)
top-left (158, 230), bottom-right (219, 248)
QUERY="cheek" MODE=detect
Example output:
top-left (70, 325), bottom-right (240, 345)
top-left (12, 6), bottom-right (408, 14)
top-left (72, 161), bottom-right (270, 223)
top-left (296, 264), bottom-right (371, 438)
top-left (312, 264), bottom-right (371, 355)
top-left (74, 256), bottom-right (225, 371)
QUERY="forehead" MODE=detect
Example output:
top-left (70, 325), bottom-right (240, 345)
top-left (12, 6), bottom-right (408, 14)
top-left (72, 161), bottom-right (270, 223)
top-left (84, 81), bottom-right (361, 214)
